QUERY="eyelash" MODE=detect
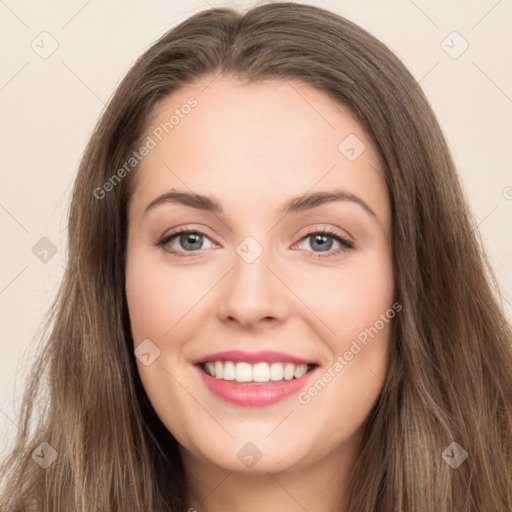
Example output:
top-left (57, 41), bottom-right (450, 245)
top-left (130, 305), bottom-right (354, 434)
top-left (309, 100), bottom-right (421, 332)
top-left (155, 227), bottom-right (354, 259)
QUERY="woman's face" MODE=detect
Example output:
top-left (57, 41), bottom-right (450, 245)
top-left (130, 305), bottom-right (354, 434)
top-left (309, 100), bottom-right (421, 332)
top-left (125, 77), bottom-right (395, 475)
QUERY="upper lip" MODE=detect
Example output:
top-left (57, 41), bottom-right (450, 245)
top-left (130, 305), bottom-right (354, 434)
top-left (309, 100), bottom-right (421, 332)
top-left (192, 350), bottom-right (317, 365)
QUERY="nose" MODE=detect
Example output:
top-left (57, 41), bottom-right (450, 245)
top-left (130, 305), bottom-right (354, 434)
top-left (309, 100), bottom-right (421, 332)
top-left (217, 244), bottom-right (290, 330)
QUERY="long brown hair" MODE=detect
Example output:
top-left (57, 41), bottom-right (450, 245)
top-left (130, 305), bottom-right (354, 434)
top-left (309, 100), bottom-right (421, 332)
top-left (1, 3), bottom-right (511, 510)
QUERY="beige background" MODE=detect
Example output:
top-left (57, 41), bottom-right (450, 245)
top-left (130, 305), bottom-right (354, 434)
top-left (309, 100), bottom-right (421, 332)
top-left (1, 0), bottom-right (511, 456)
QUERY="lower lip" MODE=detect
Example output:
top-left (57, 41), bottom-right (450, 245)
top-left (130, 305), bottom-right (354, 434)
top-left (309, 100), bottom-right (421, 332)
top-left (195, 365), bottom-right (316, 407)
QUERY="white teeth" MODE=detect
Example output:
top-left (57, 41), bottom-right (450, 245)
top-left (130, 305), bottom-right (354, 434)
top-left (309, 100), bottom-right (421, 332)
top-left (205, 362), bottom-right (216, 378)
top-left (235, 362), bottom-right (252, 382)
top-left (294, 364), bottom-right (308, 379)
top-left (252, 362), bottom-right (270, 382)
top-left (202, 361), bottom-right (313, 383)
top-left (214, 361), bottom-right (223, 380)
top-left (269, 362), bottom-right (284, 381)
top-left (223, 361), bottom-right (235, 380)
top-left (284, 363), bottom-right (295, 381)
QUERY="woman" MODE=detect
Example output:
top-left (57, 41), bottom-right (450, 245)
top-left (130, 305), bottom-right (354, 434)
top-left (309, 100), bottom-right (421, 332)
top-left (1, 3), bottom-right (511, 510)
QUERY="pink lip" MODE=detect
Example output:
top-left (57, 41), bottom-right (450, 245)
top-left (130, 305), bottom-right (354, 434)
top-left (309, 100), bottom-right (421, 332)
top-left (192, 350), bottom-right (315, 365)
top-left (194, 364), bottom-right (318, 407)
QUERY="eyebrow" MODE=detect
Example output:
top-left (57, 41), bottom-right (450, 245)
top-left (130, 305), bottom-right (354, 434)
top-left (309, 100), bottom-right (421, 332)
top-left (143, 188), bottom-right (377, 219)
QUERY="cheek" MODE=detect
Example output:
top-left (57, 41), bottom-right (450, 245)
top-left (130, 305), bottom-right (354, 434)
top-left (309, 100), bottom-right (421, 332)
top-left (125, 253), bottom-right (202, 341)
top-left (292, 249), bottom-right (395, 413)
top-left (297, 253), bottom-right (395, 416)
top-left (295, 251), bottom-right (395, 344)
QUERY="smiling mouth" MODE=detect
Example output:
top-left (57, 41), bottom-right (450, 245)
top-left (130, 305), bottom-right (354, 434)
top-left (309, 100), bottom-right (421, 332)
top-left (198, 361), bottom-right (318, 384)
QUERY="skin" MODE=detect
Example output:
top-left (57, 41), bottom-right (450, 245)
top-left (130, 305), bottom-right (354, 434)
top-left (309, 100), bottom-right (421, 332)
top-left (125, 77), bottom-right (395, 512)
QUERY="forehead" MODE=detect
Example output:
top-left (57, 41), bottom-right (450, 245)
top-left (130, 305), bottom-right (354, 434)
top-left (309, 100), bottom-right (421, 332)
top-left (129, 77), bottom-right (390, 230)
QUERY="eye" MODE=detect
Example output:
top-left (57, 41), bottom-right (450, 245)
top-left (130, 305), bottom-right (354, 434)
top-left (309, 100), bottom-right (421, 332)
top-left (295, 229), bottom-right (354, 259)
top-left (155, 227), bottom-right (354, 259)
top-left (156, 228), bottom-right (214, 256)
